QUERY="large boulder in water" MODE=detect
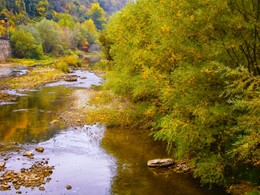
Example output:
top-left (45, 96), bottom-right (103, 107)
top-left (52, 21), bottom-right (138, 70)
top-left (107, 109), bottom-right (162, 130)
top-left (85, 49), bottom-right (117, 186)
top-left (147, 158), bottom-right (175, 167)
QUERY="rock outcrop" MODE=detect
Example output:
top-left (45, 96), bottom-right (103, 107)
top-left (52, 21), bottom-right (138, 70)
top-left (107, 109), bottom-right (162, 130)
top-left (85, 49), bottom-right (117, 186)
top-left (0, 40), bottom-right (11, 62)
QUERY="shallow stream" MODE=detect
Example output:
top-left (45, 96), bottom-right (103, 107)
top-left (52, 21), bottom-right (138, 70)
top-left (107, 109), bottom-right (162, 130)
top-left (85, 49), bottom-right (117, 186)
top-left (0, 70), bottom-right (226, 194)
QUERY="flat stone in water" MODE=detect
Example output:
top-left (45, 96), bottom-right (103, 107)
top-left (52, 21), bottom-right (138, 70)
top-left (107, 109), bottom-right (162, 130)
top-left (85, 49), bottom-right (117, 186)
top-left (147, 158), bottom-right (175, 167)
top-left (64, 75), bottom-right (79, 82)
top-left (22, 151), bottom-right (34, 159)
top-left (35, 147), bottom-right (44, 153)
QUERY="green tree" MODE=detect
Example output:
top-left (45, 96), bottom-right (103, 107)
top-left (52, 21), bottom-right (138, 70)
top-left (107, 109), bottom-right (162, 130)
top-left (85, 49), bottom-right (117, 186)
top-left (36, 0), bottom-right (49, 17)
top-left (35, 19), bottom-right (62, 54)
top-left (57, 13), bottom-right (74, 29)
top-left (10, 28), bottom-right (43, 59)
top-left (87, 3), bottom-right (107, 30)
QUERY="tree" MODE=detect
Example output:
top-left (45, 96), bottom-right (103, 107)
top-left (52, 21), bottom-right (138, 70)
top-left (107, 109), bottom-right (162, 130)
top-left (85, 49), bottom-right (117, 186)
top-left (36, 0), bottom-right (49, 17)
top-left (35, 19), bottom-right (61, 54)
top-left (10, 28), bottom-right (43, 59)
top-left (87, 3), bottom-right (107, 30)
top-left (57, 13), bottom-right (74, 29)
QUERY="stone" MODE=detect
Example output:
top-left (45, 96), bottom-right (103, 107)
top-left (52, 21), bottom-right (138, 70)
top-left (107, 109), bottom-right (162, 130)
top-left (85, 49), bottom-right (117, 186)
top-left (1, 183), bottom-right (11, 190)
top-left (35, 147), bottom-right (44, 153)
top-left (147, 158), bottom-right (175, 167)
top-left (175, 163), bottom-right (190, 173)
top-left (66, 185), bottom-right (72, 190)
top-left (0, 162), bottom-right (5, 168)
top-left (64, 75), bottom-right (78, 82)
top-left (22, 151), bottom-right (34, 159)
top-left (14, 184), bottom-right (21, 190)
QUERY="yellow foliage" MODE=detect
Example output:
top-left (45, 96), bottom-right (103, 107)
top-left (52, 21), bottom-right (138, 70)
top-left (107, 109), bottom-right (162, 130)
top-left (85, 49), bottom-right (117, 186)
top-left (161, 25), bottom-right (170, 33)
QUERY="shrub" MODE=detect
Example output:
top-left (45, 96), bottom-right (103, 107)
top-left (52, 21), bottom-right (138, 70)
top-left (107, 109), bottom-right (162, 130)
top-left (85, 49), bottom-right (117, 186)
top-left (62, 55), bottom-right (82, 67)
top-left (10, 29), bottom-right (43, 59)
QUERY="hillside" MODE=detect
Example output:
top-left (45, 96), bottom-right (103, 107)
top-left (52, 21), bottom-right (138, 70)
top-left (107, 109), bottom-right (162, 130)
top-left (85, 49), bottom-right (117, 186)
top-left (0, 0), bottom-right (128, 34)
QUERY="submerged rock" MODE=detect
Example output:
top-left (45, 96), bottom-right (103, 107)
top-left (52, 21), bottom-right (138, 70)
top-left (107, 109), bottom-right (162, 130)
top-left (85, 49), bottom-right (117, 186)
top-left (64, 75), bottom-right (79, 82)
top-left (66, 185), bottom-right (72, 190)
top-left (0, 161), bottom-right (54, 192)
top-left (0, 162), bottom-right (5, 168)
top-left (147, 158), bottom-right (175, 167)
top-left (0, 183), bottom-right (11, 191)
top-left (173, 162), bottom-right (191, 173)
top-left (22, 151), bottom-right (34, 159)
top-left (35, 147), bottom-right (44, 153)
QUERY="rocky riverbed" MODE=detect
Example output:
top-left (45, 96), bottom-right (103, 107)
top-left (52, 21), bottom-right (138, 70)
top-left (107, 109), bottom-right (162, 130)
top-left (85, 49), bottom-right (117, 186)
top-left (0, 66), bottom-right (104, 193)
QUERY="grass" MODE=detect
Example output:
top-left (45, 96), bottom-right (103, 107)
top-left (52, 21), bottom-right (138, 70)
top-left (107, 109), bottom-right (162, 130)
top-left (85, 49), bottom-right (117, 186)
top-left (7, 57), bottom-right (59, 67)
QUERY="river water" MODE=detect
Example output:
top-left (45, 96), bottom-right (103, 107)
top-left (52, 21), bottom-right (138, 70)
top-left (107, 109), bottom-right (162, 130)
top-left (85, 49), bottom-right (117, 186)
top-left (0, 70), bottom-right (226, 194)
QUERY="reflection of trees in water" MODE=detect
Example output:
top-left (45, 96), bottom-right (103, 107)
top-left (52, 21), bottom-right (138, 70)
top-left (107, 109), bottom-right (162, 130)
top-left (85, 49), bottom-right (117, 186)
top-left (0, 86), bottom-right (73, 143)
top-left (101, 128), bottom-right (224, 195)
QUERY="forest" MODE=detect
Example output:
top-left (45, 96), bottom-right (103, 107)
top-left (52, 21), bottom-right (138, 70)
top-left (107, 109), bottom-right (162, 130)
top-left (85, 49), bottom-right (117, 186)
top-left (0, 0), bottom-right (259, 193)
top-left (0, 0), bottom-right (128, 60)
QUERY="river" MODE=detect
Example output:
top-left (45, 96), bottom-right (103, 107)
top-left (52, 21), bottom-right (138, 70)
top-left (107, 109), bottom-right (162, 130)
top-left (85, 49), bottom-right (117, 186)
top-left (0, 69), bottom-right (227, 194)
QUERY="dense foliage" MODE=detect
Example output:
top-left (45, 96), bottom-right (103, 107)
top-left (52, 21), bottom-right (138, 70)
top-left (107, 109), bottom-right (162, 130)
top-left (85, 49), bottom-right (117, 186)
top-left (0, 0), bottom-right (129, 58)
top-left (0, 0), bottom-right (128, 20)
top-left (96, 0), bottom-right (260, 187)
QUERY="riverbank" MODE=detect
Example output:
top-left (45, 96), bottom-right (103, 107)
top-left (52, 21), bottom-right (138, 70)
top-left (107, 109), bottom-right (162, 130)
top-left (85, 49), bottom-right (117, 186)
top-left (0, 61), bottom-right (104, 193)
top-left (0, 60), bottom-right (259, 195)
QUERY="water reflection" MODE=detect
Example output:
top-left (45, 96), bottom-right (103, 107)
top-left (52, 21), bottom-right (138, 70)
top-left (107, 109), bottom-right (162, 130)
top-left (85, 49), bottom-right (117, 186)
top-left (0, 86), bottom-right (73, 143)
top-left (102, 128), bottom-right (226, 195)
top-left (0, 125), bottom-right (114, 195)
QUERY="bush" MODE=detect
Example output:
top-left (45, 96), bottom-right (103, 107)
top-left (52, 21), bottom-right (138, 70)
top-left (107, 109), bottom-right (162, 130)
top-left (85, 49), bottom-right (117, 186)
top-left (62, 55), bottom-right (82, 67)
top-left (10, 29), bottom-right (43, 59)
top-left (55, 61), bottom-right (70, 72)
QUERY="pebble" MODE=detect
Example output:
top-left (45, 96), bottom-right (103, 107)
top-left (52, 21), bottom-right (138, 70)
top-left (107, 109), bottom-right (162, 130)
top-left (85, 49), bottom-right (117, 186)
top-left (22, 151), bottom-right (34, 159)
top-left (0, 162), bottom-right (5, 168)
top-left (1, 183), bottom-right (11, 190)
top-left (23, 151), bottom-right (33, 156)
top-left (35, 147), bottom-right (44, 153)
top-left (66, 185), bottom-right (72, 190)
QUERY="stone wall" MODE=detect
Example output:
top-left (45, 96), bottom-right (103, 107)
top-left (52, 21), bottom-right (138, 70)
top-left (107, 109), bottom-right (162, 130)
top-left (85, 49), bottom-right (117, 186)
top-left (0, 40), bottom-right (11, 62)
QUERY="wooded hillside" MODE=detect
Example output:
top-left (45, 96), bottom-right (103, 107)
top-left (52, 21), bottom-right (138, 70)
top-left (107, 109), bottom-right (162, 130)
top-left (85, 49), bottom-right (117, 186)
top-left (0, 0), bottom-right (128, 39)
